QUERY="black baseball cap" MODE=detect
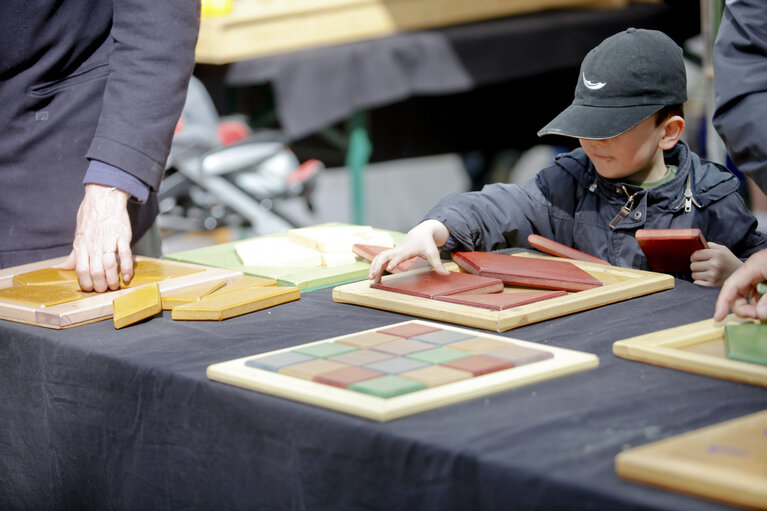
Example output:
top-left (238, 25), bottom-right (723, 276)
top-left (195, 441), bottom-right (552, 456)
top-left (537, 28), bottom-right (687, 140)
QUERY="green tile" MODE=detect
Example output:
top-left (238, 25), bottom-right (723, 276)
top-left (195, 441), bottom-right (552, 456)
top-left (293, 342), bottom-right (358, 359)
top-left (405, 347), bottom-right (471, 365)
top-left (349, 375), bottom-right (427, 398)
top-left (725, 323), bottom-right (767, 366)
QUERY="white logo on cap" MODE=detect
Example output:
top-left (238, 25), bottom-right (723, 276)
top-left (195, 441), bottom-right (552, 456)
top-left (583, 73), bottom-right (606, 90)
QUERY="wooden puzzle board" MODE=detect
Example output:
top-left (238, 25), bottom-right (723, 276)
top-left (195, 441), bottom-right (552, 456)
top-left (196, 0), bottom-right (627, 64)
top-left (332, 253), bottom-right (674, 332)
top-left (206, 320), bottom-right (599, 421)
top-left (164, 223), bottom-right (404, 292)
top-left (0, 256), bottom-right (243, 329)
top-left (613, 314), bottom-right (767, 387)
top-left (616, 409), bottom-right (767, 510)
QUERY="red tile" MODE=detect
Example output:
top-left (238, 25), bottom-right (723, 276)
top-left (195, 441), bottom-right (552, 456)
top-left (376, 322), bottom-right (442, 338)
top-left (434, 290), bottom-right (567, 310)
top-left (370, 270), bottom-right (503, 299)
top-left (635, 228), bottom-right (707, 273)
top-left (527, 234), bottom-right (608, 265)
top-left (452, 252), bottom-right (602, 292)
top-left (314, 366), bottom-right (384, 388)
top-left (352, 244), bottom-right (431, 273)
top-left (442, 355), bottom-right (515, 376)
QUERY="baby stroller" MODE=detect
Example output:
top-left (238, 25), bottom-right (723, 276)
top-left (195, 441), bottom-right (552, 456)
top-left (158, 76), bottom-right (323, 235)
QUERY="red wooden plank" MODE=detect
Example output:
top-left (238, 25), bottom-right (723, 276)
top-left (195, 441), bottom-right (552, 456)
top-left (527, 234), bottom-right (609, 265)
top-left (635, 228), bottom-right (708, 273)
top-left (434, 290), bottom-right (567, 311)
top-left (452, 252), bottom-right (603, 292)
top-left (370, 270), bottom-right (504, 299)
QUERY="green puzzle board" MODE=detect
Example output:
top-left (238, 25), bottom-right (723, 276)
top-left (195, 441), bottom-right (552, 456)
top-left (206, 320), bottom-right (599, 421)
top-left (164, 223), bottom-right (404, 292)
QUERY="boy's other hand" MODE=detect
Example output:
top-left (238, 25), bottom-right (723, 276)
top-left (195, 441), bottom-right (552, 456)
top-left (690, 242), bottom-right (743, 288)
top-left (714, 248), bottom-right (767, 321)
top-left (368, 219), bottom-right (450, 283)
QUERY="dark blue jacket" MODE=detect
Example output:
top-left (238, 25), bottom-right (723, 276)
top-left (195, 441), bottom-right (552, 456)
top-left (0, 0), bottom-right (199, 266)
top-left (425, 141), bottom-right (767, 278)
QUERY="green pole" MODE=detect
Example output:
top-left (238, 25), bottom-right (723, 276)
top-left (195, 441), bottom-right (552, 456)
top-left (345, 110), bottom-right (372, 225)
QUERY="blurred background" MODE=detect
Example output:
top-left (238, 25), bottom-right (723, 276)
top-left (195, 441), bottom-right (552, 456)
top-left (162, 0), bottom-right (742, 254)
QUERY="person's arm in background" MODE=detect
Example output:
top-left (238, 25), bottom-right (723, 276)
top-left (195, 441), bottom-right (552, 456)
top-left (712, 0), bottom-right (767, 315)
top-left (61, 0), bottom-right (200, 292)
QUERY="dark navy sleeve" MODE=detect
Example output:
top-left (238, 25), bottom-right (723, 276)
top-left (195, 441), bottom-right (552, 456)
top-left (713, 0), bottom-right (767, 192)
top-left (86, 0), bottom-right (200, 191)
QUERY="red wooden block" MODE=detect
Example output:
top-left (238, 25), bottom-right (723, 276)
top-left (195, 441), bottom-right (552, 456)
top-left (314, 366), bottom-right (384, 388)
top-left (352, 244), bottom-right (431, 273)
top-left (527, 234), bottom-right (609, 265)
top-left (376, 323), bottom-right (442, 338)
top-left (635, 228), bottom-right (708, 273)
top-left (433, 290), bottom-right (567, 311)
top-left (441, 355), bottom-right (515, 376)
top-left (451, 252), bottom-right (603, 292)
top-left (370, 270), bottom-right (504, 299)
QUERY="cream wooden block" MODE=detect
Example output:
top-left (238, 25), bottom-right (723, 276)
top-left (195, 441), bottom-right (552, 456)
top-left (113, 282), bottom-right (162, 330)
top-left (613, 314), bottom-right (767, 387)
top-left (234, 237), bottom-right (323, 267)
top-left (288, 225), bottom-right (394, 253)
top-left (172, 286), bottom-right (300, 321)
top-left (321, 252), bottom-right (358, 267)
top-left (206, 320), bottom-right (599, 421)
top-left (196, 0), bottom-right (628, 64)
top-left (333, 254), bottom-right (674, 332)
top-left (616, 409), bottom-right (767, 510)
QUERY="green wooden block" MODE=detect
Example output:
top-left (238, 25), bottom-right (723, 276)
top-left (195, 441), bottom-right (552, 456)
top-left (349, 375), bottom-right (427, 398)
top-left (725, 323), bottom-right (767, 366)
top-left (294, 342), bottom-right (357, 359)
top-left (405, 347), bottom-right (471, 365)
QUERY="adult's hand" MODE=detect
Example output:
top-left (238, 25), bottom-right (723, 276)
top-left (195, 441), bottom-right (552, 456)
top-left (60, 184), bottom-right (133, 292)
top-left (714, 249), bottom-right (767, 321)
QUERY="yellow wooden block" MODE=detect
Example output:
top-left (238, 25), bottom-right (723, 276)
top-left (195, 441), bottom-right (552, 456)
top-left (172, 286), bottom-right (300, 321)
top-left (160, 280), bottom-right (227, 310)
top-left (207, 275), bottom-right (277, 297)
top-left (13, 268), bottom-right (79, 286)
top-left (113, 282), bottom-right (162, 329)
top-left (120, 259), bottom-right (204, 288)
top-left (0, 284), bottom-right (82, 307)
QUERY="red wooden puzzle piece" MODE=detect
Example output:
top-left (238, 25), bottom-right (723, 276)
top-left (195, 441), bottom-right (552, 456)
top-left (370, 270), bottom-right (504, 299)
top-left (527, 234), bottom-right (609, 265)
top-left (352, 243), bottom-right (431, 273)
top-left (451, 252), bottom-right (603, 292)
top-left (434, 290), bottom-right (567, 311)
top-left (635, 228), bottom-right (708, 273)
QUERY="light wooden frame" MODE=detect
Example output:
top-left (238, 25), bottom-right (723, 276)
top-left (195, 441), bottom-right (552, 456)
top-left (616, 409), bottom-right (767, 510)
top-left (0, 256), bottom-right (243, 329)
top-left (332, 254), bottom-right (674, 332)
top-left (613, 314), bottom-right (767, 387)
top-left (206, 320), bottom-right (599, 421)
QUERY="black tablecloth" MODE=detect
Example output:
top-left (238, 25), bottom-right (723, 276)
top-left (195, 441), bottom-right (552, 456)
top-left (221, 2), bottom-right (699, 142)
top-left (2, 278), bottom-right (765, 510)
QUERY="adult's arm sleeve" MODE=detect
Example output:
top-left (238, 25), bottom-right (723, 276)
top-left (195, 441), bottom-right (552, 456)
top-left (86, 0), bottom-right (201, 191)
top-left (713, 0), bottom-right (767, 192)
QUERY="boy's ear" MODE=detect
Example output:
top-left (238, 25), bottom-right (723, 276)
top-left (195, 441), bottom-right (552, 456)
top-left (658, 115), bottom-right (685, 150)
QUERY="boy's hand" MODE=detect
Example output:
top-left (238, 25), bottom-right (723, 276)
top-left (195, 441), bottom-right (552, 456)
top-left (714, 248), bottom-right (767, 321)
top-left (690, 242), bottom-right (742, 288)
top-left (368, 219), bottom-right (450, 283)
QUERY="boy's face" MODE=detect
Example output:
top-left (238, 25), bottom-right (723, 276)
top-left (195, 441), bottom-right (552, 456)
top-left (578, 115), bottom-right (668, 183)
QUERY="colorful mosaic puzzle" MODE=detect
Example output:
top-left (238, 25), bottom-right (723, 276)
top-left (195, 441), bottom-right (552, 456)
top-left (207, 321), bottom-right (599, 421)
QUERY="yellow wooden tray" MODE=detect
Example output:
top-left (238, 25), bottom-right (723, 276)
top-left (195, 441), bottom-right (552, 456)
top-left (616, 409), bottom-right (767, 510)
top-left (613, 314), bottom-right (767, 387)
top-left (332, 253), bottom-right (674, 332)
top-left (207, 319), bottom-right (599, 421)
top-left (0, 256), bottom-right (242, 329)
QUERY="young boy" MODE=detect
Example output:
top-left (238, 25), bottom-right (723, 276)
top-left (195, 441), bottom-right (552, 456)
top-left (369, 28), bottom-right (767, 286)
